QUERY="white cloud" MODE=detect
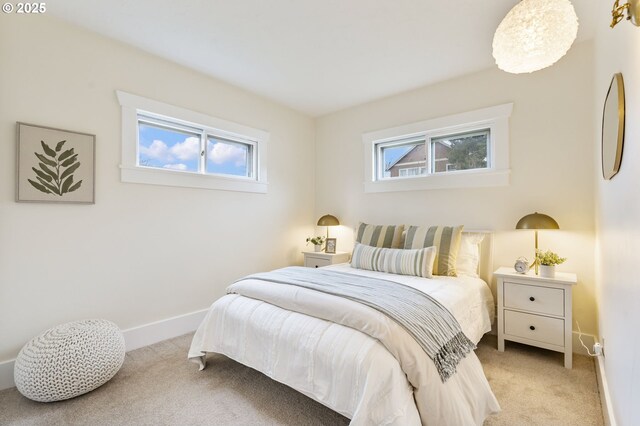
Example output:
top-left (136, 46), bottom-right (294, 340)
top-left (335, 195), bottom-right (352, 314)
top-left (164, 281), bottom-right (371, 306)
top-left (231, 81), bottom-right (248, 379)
top-left (139, 140), bottom-right (169, 161)
top-left (170, 137), bottom-right (200, 161)
top-left (140, 137), bottom-right (200, 163)
top-left (163, 163), bottom-right (188, 171)
top-left (208, 142), bottom-right (246, 166)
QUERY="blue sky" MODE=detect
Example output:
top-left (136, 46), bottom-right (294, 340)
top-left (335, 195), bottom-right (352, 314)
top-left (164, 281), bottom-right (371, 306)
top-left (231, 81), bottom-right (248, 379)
top-left (138, 124), bottom-right (249, 176)
top-left (383, 145), bottom-right (413, 168)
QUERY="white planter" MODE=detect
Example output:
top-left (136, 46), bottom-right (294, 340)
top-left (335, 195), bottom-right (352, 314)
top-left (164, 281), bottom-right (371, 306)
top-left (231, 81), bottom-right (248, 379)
top-left (314, 244), bottom-right (322, 252)
top-left (539, 265), bottom-right (556, 278)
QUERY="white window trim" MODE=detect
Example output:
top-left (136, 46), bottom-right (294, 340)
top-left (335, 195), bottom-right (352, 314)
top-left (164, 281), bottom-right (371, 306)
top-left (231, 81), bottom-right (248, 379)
top-left (116, 90), bottom-right (269, 193)
top-left (362, 103), bottom-right (512, 193)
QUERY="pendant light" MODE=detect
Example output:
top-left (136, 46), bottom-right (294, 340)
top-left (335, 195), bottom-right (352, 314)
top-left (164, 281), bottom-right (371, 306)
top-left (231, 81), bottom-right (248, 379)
top-left (493, 0), bottom-right (579, 74)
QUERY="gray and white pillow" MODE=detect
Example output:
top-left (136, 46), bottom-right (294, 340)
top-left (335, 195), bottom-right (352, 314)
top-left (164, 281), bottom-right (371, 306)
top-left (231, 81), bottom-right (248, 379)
top-left (355, 222), bottom-right (404, 249)
top-left (351, 243), bottom-right (437, 278)
top-left (404, 225), bottom-right (464, 276)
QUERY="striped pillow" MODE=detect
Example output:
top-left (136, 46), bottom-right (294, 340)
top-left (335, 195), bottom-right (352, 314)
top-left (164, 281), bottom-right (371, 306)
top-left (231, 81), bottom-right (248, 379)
top-left (351, 243), bottom-right (437, 278)
top-left (403, 225), bottom-right (464, 276)
top-left (355, 223), bottom-right (404, 248)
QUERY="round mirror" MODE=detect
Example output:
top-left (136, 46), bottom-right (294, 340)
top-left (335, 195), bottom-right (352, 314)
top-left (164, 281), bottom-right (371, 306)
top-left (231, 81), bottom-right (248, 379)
top-left (601, 73), bottom-right (625, 180)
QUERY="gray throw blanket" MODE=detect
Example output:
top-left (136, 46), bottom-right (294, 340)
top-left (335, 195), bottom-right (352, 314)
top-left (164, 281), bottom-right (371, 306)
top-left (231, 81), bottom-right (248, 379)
top-left (235, 267), bottom-right (475, 382)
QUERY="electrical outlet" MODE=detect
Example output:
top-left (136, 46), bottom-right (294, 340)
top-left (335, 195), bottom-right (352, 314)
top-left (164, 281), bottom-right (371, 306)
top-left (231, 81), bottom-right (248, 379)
top-left (593, 343), bottom-right (603, 356)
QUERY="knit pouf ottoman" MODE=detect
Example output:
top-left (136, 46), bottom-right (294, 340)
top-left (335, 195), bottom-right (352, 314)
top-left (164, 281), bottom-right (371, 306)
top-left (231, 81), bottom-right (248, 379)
top-left (14, 319), bottom-right (126, 402)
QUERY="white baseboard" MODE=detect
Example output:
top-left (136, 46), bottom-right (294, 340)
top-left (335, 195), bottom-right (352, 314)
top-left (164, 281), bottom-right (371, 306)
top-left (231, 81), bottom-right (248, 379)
top-left (595, 352), bottom-right (617, 426)
top-left (0, 359), bottom-right (15, 392)
top-left (122, 308), bottom-right (207, 352)
top-left (0, 308), bottom-right (208, 391)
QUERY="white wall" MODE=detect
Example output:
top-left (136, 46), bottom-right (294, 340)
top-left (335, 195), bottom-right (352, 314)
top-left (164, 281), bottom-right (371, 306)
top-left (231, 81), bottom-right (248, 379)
top-left (315, 42), bottom-right (598, 337)
top-left (593, 2), bottom-right (640, 424)
top-left (0, 15), bottom-right (315, 362)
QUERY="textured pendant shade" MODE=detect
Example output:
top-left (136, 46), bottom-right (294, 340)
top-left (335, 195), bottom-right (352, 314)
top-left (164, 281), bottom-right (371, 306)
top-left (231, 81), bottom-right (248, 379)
top-left (493, 0), bottom-right (579, 74)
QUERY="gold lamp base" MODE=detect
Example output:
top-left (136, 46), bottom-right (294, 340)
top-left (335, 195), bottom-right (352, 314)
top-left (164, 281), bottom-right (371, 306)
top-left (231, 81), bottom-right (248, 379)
top-left (532, 230), bottom-right (540, 275)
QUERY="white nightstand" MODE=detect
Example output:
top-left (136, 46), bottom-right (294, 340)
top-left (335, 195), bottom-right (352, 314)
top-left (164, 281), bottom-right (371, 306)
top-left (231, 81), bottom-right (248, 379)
top-left (302, 251), bottom-right (350, 268)
top-left (494, 267), bottom-right (577, 368)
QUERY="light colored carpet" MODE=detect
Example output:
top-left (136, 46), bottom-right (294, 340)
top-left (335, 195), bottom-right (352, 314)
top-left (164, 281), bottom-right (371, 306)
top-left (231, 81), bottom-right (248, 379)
top-left (480, 335), bottom-right (602, 426)
top-left (0, 333), bottom-right (602, 425)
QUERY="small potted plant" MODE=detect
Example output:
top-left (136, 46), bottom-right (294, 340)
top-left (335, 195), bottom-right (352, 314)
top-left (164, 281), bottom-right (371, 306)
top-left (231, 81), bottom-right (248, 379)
top-left (306, 236), bottom-right (326, 252)
top-left (535, 250), bottom-right (566, 278)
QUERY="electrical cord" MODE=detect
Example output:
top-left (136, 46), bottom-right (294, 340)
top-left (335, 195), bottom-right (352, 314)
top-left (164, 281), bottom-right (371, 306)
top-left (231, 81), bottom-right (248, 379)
top-left (576, 320), bottom-right (599, 357)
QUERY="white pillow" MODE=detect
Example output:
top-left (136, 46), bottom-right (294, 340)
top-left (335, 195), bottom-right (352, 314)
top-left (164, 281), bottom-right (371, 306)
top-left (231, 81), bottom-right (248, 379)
top-left (351, 243), bottom-right (437, 278)
top-left (456, 233), bottom-right (485, 277)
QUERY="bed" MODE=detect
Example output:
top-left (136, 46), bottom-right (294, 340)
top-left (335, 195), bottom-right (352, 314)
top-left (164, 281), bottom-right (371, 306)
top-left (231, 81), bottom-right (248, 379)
top-left (189, 229), bottom-right (500, 425)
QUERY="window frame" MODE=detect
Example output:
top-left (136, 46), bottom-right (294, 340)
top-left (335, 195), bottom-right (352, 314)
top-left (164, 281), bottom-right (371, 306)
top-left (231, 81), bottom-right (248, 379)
top-left (362, 103), bottom-right (512, 193)
top-left (117, 91), bottom-right (268, 193)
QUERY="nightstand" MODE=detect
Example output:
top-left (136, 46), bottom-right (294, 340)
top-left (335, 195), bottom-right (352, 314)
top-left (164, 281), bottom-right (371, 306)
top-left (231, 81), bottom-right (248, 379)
top-left (494, 267), bottom-right (577, 368)
top-left (302, 251), bottom-right (350, 268)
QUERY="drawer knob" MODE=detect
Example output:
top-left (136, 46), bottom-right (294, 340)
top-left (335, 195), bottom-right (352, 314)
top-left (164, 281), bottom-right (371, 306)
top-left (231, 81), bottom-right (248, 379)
top-left (529, 296), bottom-right (535, 302)
top-left (315, 265), bottom-right (319, 268)
top-left (529, 325), bottom-right (536, 331)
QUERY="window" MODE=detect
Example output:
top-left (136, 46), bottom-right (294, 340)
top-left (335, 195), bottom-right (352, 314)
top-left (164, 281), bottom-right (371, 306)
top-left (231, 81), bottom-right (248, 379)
top-left (117, 91), bottom-right (268, 193)
top-left (378, 137), bottom-right (426, 179)
top-left (430, 129), bottom-right (490, 174)
top-left (206, 136), bottom-right (254, 178)
top-left (137, 118), bottom-right (201, 173)
top-left (362, 104), bottom-right (512, 192)
top-left (136, 113), bottom-right (257, 179)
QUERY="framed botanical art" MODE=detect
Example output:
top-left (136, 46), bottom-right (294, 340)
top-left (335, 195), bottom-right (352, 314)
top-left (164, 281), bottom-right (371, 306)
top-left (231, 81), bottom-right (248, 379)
top-left (16, 122), bottom-right (95, 204)
top-left (325, 238), bottom-right (337, 254)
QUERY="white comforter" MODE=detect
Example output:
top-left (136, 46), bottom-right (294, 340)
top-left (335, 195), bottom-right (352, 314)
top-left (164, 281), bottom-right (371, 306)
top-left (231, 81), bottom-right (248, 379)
top-left (189, 264), bottom-right (500, 425)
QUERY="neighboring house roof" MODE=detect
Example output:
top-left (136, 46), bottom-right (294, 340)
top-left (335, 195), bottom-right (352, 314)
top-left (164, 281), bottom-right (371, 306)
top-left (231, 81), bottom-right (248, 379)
top-left (385, 145), bottom-right (422, 171)
top-left (385, 141), bottom-right (450, 171)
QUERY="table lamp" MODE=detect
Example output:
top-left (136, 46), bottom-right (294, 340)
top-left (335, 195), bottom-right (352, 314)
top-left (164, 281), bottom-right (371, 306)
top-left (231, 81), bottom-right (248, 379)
top-left (515, 212), bottom-right (559, 275)
top-left (317, 214), bottom-right (340, 239)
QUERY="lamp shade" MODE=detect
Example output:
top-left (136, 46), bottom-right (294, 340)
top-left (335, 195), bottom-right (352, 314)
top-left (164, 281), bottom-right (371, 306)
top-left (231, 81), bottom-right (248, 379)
top-left (515, 212), bottom-right (559, 230)
top-left (492, 0), bottom-right (579, 74)
top-left (317, 214), bottom-right (339, 227)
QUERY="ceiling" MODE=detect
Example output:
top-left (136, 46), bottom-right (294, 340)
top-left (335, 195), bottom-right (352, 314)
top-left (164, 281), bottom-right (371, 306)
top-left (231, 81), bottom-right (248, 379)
top-left (47, 0), bottom-right (596, 116)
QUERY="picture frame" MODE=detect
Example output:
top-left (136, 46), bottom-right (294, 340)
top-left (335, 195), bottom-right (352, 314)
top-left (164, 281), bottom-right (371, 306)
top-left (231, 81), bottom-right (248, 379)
top-left (325, 238), bottom-right (337, 254)
top-left (16, 122), bottom-right (96, 204)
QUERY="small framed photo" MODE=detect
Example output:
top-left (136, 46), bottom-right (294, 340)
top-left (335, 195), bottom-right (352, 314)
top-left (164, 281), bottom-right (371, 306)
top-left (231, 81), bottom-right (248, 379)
top-left (325, 238), bottom-right (337, 254)
top-left (16, 122), bottom-right (95, 204)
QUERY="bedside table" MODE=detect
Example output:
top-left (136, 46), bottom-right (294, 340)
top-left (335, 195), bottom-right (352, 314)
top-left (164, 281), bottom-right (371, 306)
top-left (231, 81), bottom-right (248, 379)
top-left (494, 267), bottom-right (577, 368)
top-left (303, 251), bottom-right (350, 268)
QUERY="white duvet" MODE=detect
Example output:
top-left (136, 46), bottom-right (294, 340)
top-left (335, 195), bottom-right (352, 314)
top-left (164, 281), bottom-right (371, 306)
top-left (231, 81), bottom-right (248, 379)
top-left (189, 264), bottom-right (500, 425)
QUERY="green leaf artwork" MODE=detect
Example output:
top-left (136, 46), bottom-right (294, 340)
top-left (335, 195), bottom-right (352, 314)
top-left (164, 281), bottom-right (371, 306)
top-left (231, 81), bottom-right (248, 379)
top-left (27, 140), bottom-right (83, 196)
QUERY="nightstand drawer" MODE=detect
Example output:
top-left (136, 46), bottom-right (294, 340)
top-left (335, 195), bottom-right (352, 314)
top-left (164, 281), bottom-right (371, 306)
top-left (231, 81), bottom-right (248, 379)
top-left (504, 310), bottom-right (564, 347)
top-left (304, 257), bottom-right (332, 268)
top-left (504, 282), bottom-right (564, 316)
